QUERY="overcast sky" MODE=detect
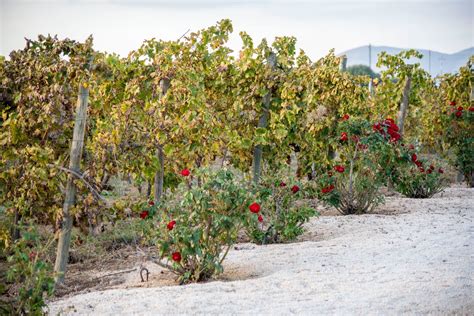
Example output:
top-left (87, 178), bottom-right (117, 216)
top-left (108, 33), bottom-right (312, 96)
top-left (0, 0), bottom-right (472, 59)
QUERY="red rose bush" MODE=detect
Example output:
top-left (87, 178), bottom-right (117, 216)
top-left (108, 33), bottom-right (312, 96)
top-left (144, 168), bottom-right (256, 284)
top-left (315, 118), bottom-right (405, 214)
top-left (245, 171), bottom-right (318, 244)
top-left (393, 151), bottom-right (448, 198)
top-left (444, 98), bottom-right (474, 187)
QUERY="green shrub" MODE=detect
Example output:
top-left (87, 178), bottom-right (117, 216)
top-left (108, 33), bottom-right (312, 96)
top-left (246, 173), bottom-right (318, 244)
top-left (442, 75), bottom-right (474, 187)
top-left (1, 224), bottom-right (54, 315)
top-left (316, 118), bottom-right (408, 214)
top-left (394, 157), bottom-right (448, 198)
top-left (317, 165), bottom-right (384, 215)
top-left (454, 136), bottom-right (474, 187)
top-left (142, 168), bottom-right (256, 284)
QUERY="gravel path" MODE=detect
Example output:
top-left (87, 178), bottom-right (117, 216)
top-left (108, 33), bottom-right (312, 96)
top-left (49, 188), bottom-right (473, 315)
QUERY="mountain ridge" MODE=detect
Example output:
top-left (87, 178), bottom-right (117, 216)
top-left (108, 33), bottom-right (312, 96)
top-left (339, 45), bottom-right (473, 76)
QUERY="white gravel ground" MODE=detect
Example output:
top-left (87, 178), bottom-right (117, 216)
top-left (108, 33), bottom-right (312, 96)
top-left (49, 187), bottom-right (473, 315)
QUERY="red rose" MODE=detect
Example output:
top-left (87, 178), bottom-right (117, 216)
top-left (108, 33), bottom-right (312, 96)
top-left (340, 132), bottom-right (348, 142)
top-left (457, 106), bottom-right (463, 111)
top-left (291, 185), bottom-right (300, 193)
top-left (279, 182), bottom-right (287, 187)
top-left (409, 144), bottom-right (415, 150)
top-left (372, 122), bottom-right (382, 131)
top-left (322, 184), bottom-right (335, 194)
top-left (249, 202), bottom-right (261, 213)
top-left (171, 252), bottom-right (181, 262)
top-left (180, 169), bottom-right (190, 177)
top-left (341, 114), bottom-right (350, 121)
top-left (149, 201), bottom-right (155, 206)
top-left (389, 134), bottom-right (400, 143)
top-left (411, 153), bottom-right (418, 162)
top-left (258, 214), bottom-right (263, 222)
top-left (429, 165), bottom-right (435, 170)
top-left (387, 129), bottom-right (400, 142)
top-left (449, 101), bottom-right (456, 106)
top-left (388, 122), bottom-right (399, 132)
top-left (427, 169), bottom-right (432, 174)
top-left (469, 107), bottom-right (474, 112)
top-left (167, 220), bottom-right (176, 230)
top-left (455, 111), bottom-right (462, 118)
top-left (415, 160), bottom-right (423, 168)
top-left (384, 118), bottom-right (395, 125)
top-left (373, 119), bottom-right (401, 143)
top-left (334, 165), bottom-right (345, 173)
top-left (29, 251), bottom-right (37, 261)
top-left (140, 210), bottom-right (149, 219)
top-left (419, 167), bottom-right (425, 173)
top-left (438, 168), bottom-right (444, 174)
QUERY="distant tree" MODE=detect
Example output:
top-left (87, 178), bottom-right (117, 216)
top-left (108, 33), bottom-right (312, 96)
top-left (346, 64), bottom-right (379, 78)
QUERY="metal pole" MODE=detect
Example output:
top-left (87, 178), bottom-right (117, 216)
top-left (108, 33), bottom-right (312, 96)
top-left (369, 43), bottom-right (372, 69)
top-left (428, 50), bottom-right (431, 76)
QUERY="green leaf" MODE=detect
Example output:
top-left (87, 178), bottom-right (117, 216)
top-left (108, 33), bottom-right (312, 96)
top-left (255, 127), bottom-right (267, 135)
top-left (240, 138), bottom-right (252, 149)
top-left (13, 93), bottom-right (22, 103)
top-left (163, 144), bottom-right (174, 156)
top-left (274, 128), bottom-right (288, 140)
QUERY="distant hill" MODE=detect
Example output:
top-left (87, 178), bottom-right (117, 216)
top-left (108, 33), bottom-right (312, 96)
top-left (339, 45), bottom-right (473, 76)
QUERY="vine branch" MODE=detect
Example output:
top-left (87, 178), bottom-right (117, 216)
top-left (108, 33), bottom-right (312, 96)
top-left (48, 164), bottom-right (107, 203)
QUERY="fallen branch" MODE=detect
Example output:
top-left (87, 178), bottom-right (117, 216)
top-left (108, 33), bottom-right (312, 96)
top-left (148, 257), bottom-right (182, 276)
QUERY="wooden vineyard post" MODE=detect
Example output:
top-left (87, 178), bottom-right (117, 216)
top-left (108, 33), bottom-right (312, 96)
top-left (153, 147), bottom-right (164, 203)
top-left (326, 55), bottom-right (349, 162)
top-left (252, 52), bottom-right (276, 184)
top-left (54, 83), bottom-right (89, 284)
top-left (397, 75), bottom-right (412, 137)
top-left (153, 78), bottom-right (170, 204)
